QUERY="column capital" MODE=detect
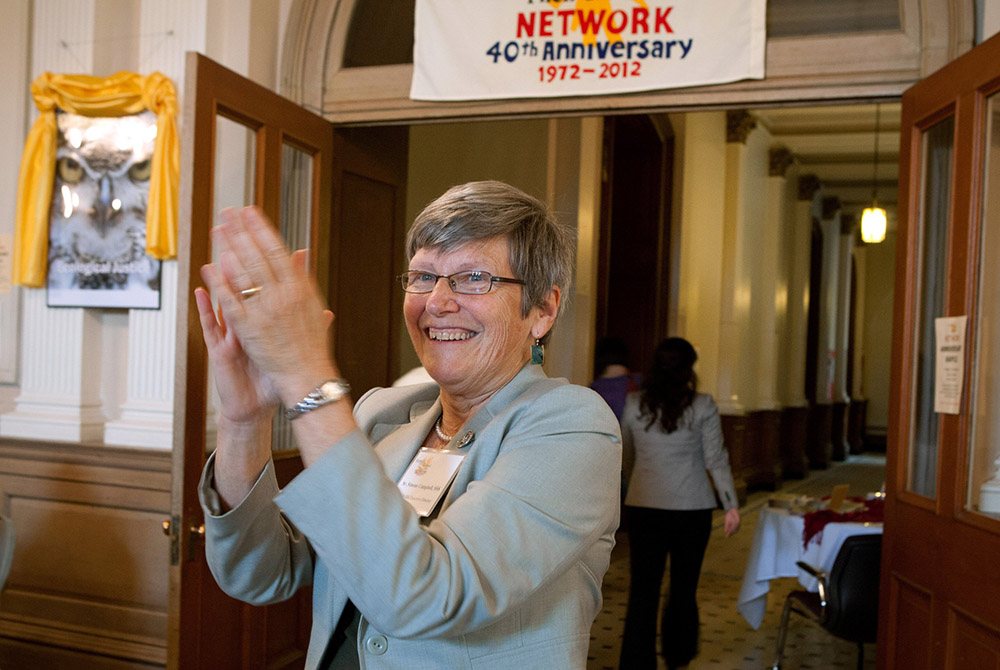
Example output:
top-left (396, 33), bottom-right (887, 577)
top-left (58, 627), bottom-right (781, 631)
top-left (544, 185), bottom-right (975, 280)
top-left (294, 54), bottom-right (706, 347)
top-left (797, 174), bottom-right (821, 200)
top-left (841, 213), bottom-right (857, 236)
top-left (726, 110), bottom-right (757, 144)
top-left (769, 147), bottom-right (795, 177)
top-left (822, 196), bottom-right (841, 219)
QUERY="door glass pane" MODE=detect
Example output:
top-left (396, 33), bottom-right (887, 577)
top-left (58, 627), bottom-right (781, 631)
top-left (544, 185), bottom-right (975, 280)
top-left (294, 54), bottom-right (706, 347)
top-left (213, 115), bottom-right (257, 221)
top-left (968, 92), bottom-right (1000, 518)
top-left (279, 142), bottom-right (314, 252)
top-left (206, 115), bottom-right (257, 453)
top-left (908, 116), bottom-right (954, 498)
top-left (271, 143), bottom-right (315, 452)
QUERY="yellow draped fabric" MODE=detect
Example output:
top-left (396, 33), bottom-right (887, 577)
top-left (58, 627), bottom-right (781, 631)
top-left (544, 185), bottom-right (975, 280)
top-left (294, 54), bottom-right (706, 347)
top-left (13, 71), bottom-right (179, 287)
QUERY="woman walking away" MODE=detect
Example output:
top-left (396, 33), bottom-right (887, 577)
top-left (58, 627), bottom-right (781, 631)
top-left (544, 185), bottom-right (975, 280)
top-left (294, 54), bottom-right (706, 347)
top-left (618, 337), bottom-right (740, 670)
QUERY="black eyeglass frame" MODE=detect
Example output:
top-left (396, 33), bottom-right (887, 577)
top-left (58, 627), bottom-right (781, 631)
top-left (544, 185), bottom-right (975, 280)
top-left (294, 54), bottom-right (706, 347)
top-left (397, 270), bottom-right (526, 295)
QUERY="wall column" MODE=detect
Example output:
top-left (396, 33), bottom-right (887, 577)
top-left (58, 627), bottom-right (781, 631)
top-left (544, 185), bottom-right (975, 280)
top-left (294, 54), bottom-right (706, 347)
top-left (103, 2), bottom-right (210, 446)
top-left (103, 263), bottom-right (178, 447)
top-left (849, 241), bottom-right (870, 454)
top-left (676, 112), bottom-right (726, 394)
top-left (781, 176), bottom-right (820, 477)
top-left (676, 111), bottom-right (746, 500)
top-left (744, 147), bottom-right (795, 490)
top-left (830, 213), bottom-right (855, 460)
top-left (808, 196), bottom-right (842, 468)
top-left (0, 0), bottom-right (105, 442)
top-left (716, 110), bottom-right (758, 500)
top-left (755, 148), bottom-right (793, 412)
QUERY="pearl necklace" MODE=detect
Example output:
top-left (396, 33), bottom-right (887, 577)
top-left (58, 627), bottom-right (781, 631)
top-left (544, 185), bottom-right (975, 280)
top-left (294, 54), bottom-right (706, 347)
top-left (434, 416), bottom-right (455, 442)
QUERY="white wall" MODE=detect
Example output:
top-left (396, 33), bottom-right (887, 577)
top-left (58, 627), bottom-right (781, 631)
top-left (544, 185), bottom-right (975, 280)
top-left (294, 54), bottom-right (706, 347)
top-left (862, 231), bottom-right (897, 430)
top-left (404, 119), bottom-right (552, 376)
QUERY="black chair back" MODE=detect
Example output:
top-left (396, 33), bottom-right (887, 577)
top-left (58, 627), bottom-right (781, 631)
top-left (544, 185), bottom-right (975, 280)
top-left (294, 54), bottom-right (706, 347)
top-left (823, 533), bottom-right (882, 643)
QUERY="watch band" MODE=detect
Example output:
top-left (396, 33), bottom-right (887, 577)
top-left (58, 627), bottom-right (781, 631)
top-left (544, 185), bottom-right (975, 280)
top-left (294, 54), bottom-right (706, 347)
top-left (284, 378), bottom-right (351, 421)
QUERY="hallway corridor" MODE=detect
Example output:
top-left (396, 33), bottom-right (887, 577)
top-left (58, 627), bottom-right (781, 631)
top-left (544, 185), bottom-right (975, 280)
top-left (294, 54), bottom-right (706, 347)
top-left (588, 454), bottom-right (887, 670)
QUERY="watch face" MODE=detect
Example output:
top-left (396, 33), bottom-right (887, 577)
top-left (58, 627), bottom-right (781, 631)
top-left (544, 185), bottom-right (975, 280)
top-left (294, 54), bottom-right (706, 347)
top-left (319, 380), bottom-right (346, 401)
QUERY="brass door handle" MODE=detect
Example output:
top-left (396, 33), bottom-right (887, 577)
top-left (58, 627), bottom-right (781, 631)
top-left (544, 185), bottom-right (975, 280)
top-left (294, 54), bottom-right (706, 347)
top-left (162, 518), bottom-right (205, 564)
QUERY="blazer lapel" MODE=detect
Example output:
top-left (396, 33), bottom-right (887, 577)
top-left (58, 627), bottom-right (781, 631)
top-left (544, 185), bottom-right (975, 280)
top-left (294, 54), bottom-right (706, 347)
top-left (373, 397), bottom-right (441, 482)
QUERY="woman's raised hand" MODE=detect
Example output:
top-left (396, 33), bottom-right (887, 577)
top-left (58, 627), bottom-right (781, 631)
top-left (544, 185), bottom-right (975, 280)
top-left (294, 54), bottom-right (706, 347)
top-left (198, 207), bottom-right (336, 414)
top-left (195, 284), bottom-right (283, 423)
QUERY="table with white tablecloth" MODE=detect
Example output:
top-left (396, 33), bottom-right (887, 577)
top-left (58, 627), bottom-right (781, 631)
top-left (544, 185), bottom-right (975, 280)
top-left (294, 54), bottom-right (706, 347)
top-left (736, 506), bottom-right (883, 629)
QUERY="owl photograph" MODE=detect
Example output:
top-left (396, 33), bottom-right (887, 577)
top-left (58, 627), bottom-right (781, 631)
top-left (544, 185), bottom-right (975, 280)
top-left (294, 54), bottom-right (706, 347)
top-left (46, 110), bottom-right (161, 308)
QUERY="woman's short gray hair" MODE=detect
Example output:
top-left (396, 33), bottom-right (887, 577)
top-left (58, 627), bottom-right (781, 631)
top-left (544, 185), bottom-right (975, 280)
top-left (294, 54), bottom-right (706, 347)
top-left (406, 181), bottom-right (576, 336)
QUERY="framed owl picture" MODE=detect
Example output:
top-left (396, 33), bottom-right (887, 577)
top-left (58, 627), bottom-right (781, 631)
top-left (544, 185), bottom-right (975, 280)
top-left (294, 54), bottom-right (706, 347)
top-left (46, 110), bottom-right (162, 309)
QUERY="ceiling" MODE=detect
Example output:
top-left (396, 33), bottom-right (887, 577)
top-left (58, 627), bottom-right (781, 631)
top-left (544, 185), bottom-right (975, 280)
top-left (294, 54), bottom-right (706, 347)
top-left (753, 102), bottom-right (901, 232)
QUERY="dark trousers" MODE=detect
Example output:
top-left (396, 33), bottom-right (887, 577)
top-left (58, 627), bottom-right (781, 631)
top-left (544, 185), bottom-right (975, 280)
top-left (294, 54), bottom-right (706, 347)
top-left (618, 506), bottom-right (713, 670)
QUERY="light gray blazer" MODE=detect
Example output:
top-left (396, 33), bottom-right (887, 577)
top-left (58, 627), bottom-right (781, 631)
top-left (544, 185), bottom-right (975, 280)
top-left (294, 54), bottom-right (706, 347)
top-left (621, 392), bottom-right (738, 511)
top-left (199, 364), bottom-right (622, 669)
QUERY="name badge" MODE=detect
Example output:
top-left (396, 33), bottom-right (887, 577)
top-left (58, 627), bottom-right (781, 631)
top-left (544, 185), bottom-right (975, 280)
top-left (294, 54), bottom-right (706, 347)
top-left (397, 448), bottom-right (466, 517)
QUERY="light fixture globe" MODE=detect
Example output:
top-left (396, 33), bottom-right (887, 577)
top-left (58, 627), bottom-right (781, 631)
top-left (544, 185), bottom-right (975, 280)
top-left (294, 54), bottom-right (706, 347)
top-left (862, 104), bottom-right (887, 244)
top-left (861, 205), bottom-right (887, 243)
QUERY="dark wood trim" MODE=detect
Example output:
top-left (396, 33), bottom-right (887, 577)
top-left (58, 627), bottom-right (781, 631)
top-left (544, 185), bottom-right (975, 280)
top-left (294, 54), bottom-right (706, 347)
top-left (744, 409), bottom-right (782, 491)
top-left (848, 398), bottom-right (868, 454)
top-left (806, 402), bottom-right (833, 469)
top-left (780, 405), bottom-right (810, 479)
top-left (719, 413), bottom-right (748, 506)
top-left (830, 401), bottom-right (849, 461)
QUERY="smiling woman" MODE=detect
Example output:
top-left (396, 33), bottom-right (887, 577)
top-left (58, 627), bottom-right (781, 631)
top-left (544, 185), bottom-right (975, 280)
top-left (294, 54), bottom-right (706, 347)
top-left (195, 180), bottom-right (622, 670)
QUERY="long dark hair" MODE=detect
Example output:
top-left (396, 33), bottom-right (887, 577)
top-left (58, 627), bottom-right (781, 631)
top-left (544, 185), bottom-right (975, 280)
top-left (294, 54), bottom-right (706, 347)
top-left (639, 337), bottom-right (698, 433)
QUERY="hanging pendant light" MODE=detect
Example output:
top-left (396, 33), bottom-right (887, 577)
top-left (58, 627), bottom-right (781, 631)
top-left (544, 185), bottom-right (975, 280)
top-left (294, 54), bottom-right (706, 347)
top-left (861, 103), bottom-right (887, 244)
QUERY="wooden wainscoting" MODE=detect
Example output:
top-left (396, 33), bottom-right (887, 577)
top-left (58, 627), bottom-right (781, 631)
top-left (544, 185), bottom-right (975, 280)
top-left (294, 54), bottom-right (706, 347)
top-left (847, 398), bottom-right (868, 455)
top-left (718, 414), bottom-right (748, 506)
top-left (0, 439), bottom-right (171, 669)
top-left (830, 401), bottom-right (849, 461)
top-left (779, 405), bottom-right (809, 479)
top-left (805, 402), bottom-right (833, 469)
top-left (743, 410), bottom-right (782, 491)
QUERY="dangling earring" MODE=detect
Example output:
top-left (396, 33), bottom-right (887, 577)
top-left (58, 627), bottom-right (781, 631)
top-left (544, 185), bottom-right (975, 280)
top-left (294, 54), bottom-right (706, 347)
top-left (531, 338), bottom-right (544, 365)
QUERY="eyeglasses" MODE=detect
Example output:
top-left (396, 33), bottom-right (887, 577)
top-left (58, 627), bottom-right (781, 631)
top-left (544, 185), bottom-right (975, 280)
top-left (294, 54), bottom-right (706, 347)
top-left (397, 270), bottom-right (525, 295)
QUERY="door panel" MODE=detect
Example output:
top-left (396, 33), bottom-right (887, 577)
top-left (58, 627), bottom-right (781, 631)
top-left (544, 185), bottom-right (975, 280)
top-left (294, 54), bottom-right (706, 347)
top-left (169, 52), bottom-right (333, 670)
top-left (881, 32), bottom-right (1000, 670)
top-left (596, 114), bottom-right (671, 377)
top-left (330, 126), bottom-right (409, 396)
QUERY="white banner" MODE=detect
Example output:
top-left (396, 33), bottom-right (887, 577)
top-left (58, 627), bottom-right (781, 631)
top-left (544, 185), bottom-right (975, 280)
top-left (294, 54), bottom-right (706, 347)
top-left (411, 0), bottom-right (766, 101)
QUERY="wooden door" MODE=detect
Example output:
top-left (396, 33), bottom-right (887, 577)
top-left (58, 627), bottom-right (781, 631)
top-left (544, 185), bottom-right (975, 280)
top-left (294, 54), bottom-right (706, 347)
top-left (167, 52), bottom-right (333, 670)
top-left (596, 114), bottom-right (672, 377)
top-left (880, 32), bottom-right (1000, 669)
top-left (329, 126), bottom-right (409, 397)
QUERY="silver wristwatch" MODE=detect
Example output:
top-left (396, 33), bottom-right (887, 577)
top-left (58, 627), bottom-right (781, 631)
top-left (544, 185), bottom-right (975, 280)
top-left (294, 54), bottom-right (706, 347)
top-left (284, 379), bottom-right (351, 420)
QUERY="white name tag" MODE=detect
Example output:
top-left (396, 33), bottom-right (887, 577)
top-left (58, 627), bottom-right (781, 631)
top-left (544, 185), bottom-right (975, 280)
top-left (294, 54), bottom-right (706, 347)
top-left (397, 448), bottom-right (466, 517)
